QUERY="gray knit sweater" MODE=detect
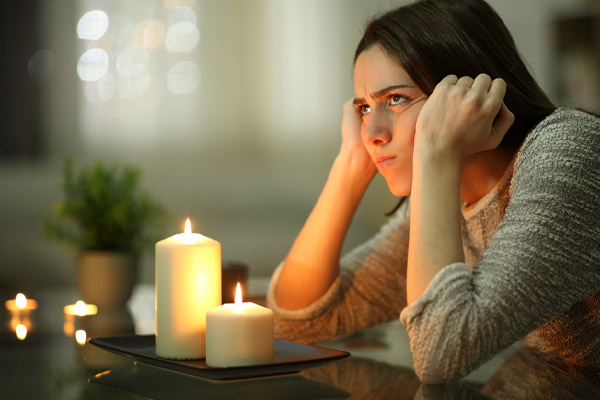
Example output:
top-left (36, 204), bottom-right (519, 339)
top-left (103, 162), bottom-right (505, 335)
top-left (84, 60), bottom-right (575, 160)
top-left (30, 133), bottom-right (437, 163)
top-left (266, 108), bottom-right (600, 383)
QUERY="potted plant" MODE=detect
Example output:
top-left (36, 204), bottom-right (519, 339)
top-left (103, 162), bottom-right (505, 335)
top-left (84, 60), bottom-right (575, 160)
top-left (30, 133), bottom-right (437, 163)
top-left (44, 159), bottom-right (169, 308)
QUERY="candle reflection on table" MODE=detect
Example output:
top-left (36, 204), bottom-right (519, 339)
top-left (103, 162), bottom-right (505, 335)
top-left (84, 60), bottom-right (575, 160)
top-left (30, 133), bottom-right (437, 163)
top-left (70, 305), bottom-right (135, 370)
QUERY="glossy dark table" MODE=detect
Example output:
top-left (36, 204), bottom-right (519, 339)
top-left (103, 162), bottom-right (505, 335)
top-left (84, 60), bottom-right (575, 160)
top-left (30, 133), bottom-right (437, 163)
top-left (2, 284), bottom-right (599, 399)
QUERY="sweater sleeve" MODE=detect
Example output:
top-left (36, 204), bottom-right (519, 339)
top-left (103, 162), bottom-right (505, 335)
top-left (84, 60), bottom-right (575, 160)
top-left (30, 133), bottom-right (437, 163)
top-left (267, 199), bottom-right (411, 344)
top-left (400, 109), bottom-right (600, 383)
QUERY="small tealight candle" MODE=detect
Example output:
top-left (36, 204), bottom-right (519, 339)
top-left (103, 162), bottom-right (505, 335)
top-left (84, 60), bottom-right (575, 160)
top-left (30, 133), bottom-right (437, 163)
top-left (206, 283), bottom-right (274, 368)
top-left (5, 293), bottom-right (38, 313)
top-left (63, 300), bottom-right (99, 337)
top-left (5, 293), bottom-right (37, 338)
top-left (64, 300), bottom-right (98, 317)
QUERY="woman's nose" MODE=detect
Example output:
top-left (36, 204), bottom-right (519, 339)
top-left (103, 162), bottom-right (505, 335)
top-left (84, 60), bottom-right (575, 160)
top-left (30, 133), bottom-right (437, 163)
top-left (363, 109), bottom-right (392, 145)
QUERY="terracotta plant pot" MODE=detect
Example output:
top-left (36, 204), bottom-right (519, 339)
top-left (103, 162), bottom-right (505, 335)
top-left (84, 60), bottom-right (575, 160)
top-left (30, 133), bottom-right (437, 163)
top-left (76, 251), bottom-right (137, 309)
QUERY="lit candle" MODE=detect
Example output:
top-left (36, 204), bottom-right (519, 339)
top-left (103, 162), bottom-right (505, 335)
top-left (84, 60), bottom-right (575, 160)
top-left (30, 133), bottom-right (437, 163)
top-left (63, 300), bottom-right (98, 336)
top-left (5, 293), bottom-right (37, 337)
top-left (155, 218), bottom-right (221, 359)
top-left (206, 283), bottom-right (274, 367)
top-left (5, 293), bottom-right (38, 312)
top-left (64, 300), bottom-right (98, 317)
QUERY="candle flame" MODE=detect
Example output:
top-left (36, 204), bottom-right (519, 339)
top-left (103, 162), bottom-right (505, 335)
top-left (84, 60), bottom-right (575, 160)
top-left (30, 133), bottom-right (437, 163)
top-left (184, 218), bottom-right (191, 234)
top-left (235, 282), bottom-right (242, 305)
top-left (15, 293), bottom-right (27, 309)
top-left (16, 324), bottom-right (27, 340)
top-left (74, 300), bottom-right (87, 316)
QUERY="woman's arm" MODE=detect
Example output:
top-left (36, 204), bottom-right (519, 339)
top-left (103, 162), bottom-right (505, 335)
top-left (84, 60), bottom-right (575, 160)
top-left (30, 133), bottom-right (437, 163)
top-left (274, 100), bottom-right (377, 310)
top-left (407, 74), bottom-right (513, 304)
top-left (269, 200), bottom-right (411, 343)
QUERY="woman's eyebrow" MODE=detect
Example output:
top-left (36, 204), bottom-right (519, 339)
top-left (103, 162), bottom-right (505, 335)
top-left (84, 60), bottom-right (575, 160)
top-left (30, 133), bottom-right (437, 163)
top-left (353, 84), bottom-right (414, 105)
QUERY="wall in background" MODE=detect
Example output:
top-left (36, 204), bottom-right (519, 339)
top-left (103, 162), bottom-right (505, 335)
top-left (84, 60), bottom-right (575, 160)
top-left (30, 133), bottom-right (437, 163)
top-left (0, 0), bottom-right (597, 291)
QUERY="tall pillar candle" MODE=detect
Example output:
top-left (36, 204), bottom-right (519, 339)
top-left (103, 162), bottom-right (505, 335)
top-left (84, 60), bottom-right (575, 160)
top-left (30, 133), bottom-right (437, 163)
top-left (155, 219), bottom-right (221, 359)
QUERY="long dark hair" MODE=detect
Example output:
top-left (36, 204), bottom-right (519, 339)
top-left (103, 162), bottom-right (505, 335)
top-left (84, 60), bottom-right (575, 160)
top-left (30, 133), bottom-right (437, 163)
top-left (355, 0), bottom-right (556, 150)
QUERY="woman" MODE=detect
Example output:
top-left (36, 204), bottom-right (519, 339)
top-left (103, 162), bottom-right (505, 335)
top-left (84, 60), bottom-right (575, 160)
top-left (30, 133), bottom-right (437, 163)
top-left (267, 0), bottom-right (600, 383)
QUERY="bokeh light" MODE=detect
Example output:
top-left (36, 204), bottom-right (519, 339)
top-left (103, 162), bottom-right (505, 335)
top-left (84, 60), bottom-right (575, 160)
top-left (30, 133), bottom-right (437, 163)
top-left (167, 61), bottom-right (201, 94)
top-left (132, 19), bottom-right (165, 49)
top-left (77, 48), bottom-right (109, 81)
top-left (77, 10), bottom-right (109, 40)
top-left (165, 22), bottom-right (200, 53)
top-left (117, 47), bottom-right (150, 98)
top-left (84, 72), bottom-right (117, 105)
top-left (118, 68), bottom-right (150, 98)
top-left (27, 49), bottom-right (56, 83)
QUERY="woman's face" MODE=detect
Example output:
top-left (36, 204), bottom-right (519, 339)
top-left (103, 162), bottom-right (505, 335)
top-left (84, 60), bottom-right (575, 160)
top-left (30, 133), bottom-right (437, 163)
top-left (353, 44), bottom-right (428, 196)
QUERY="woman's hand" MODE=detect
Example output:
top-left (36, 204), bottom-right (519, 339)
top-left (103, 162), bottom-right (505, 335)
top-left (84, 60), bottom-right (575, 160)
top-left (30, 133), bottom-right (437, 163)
top-left (414, 74), bottom-right (514, 161)
top-left (406, 74), bottom-right (514, 304)
top-left (340, 98), bottom-right (378, 182)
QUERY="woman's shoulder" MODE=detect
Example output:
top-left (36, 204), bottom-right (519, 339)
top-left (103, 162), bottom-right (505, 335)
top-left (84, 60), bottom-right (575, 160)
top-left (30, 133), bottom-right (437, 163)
top-left (515, 108), bottom-right (600, 172)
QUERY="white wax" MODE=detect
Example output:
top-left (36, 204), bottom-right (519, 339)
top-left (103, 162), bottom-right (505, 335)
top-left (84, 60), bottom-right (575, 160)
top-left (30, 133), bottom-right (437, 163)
top-left (155, 232), bottom-right (221, 359)
top-left (206, 302), bottom-right (274, 367)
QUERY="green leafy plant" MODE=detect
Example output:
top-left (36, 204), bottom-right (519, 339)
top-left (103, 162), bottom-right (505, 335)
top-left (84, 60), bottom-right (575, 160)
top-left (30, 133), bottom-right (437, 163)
top-left (44, 159), bottom-right (170, 254)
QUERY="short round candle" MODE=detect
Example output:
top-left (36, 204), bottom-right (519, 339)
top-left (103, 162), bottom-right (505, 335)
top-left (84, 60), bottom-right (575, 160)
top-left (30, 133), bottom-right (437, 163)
top-left (64, 300), bottom-right (98, 317)
top-left (155, 218), bottom-right (221, 360)
top-left (5, 293), bottom-right (37, 312)
top-left (206, 283), bottom-right (274, 368)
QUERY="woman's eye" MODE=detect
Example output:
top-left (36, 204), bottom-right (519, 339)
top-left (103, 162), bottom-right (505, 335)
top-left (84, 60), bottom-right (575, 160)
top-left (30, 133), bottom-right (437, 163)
top-left (390, 94), bottom-right (404, 105)
top-left (389, 94), bottom-right (406, 106)
top-left (359, 105), bottom-right (371, 115)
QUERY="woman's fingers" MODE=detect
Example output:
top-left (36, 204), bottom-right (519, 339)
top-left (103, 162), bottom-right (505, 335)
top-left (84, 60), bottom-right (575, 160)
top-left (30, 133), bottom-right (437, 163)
top-left (488, 77), bottom-right (507, 103)
top-left (471, 73), bottom-right (492, 93)
top-left (456, 75), bottom-right (475, 89)
top-left (416, 74), bottom-right (514, 157)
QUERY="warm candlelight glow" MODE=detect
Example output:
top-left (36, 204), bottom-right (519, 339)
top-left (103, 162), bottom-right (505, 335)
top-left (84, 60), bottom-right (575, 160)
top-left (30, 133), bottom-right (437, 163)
top-left (75, 300), bottom-right (86, 316)
top-left (155, 219), bottom-right (222, 359)
top-left (5, 293), bottom-right (37, 311)
top-left (74, 300), bottom-right (88, 316)
top-left (235, 282), bottom-right (242, 305)
top-left (16, 324), bottom-right (27, 340)
top-left (16, 293), bottom-right (27, 309)
top-left (75, 329), bottom-right (87, 345)
top-left (64, 300), bottom-right (98, 317)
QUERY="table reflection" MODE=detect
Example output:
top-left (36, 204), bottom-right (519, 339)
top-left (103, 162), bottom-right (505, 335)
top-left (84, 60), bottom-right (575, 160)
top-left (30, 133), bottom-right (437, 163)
top-left (3, 284), bottom-right (600, 399)
top-left (91, 363), bottom-right (350, 400)
top-left (87, 345), bottom-right (600, 400)
top-left (75, 306), bottom-right (135, 370)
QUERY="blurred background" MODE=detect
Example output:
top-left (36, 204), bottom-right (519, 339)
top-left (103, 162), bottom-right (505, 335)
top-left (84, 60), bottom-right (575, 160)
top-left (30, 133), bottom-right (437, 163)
top-left (1, 0), bottom-right (599, 291)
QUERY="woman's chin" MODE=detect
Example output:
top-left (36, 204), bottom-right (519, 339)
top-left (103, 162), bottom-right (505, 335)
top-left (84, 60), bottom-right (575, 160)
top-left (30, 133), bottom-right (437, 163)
top-left (386, 179), bottom-right (411, 197)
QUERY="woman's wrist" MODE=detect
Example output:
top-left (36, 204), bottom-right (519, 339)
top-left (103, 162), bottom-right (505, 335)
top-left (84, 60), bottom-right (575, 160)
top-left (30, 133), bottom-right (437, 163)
top-left (333, 147), bottom-right (377, 194)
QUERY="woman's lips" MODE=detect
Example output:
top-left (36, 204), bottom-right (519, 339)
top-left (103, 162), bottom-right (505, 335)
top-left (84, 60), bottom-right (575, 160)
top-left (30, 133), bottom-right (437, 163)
top-left (375, 155), bottom-right (397, 170)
